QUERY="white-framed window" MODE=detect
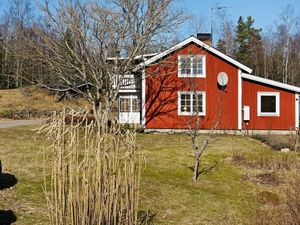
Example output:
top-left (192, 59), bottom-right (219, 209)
top-left (178, 55), bottom-right (206, 77)
top-left (178, 91), bottom-right (206, 116)
top-left (257, 92), bottom-right (280, 116)
top-left (119, 95), bottom-right (140, 113)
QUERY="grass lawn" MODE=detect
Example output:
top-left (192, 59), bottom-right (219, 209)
top-left (0, 126), bottom-right (299, 224)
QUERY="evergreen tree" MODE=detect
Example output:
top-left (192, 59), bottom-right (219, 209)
top-left (234, 16), bottom-right (263, 74)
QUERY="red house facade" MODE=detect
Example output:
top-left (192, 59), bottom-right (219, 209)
top-left (118, 36), bottom-right (300, 132)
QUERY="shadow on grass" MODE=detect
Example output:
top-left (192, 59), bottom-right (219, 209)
top-left (0, 160), bottom-right (18, 190)
top-left (0, 210), bottom-right (17, 225)
top-left (188, 161), bottom-right (218, 179)
top-left (0, 173), bottom-right (18, 190)
top-left (138, 210), bottom-right (156, 225)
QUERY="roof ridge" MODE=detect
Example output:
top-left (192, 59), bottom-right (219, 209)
top-left (133, 36), bottom-right (252, 73)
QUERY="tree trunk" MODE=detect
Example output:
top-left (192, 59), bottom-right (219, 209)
top-left (192, 146), bottom-right (200, 182)
top-left (192, 156), bottom-right (199, 182)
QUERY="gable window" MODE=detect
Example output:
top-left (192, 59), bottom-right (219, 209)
top-left (178, 91), bottom-right (206, 116)
top-left (178, 55), bottom-right (206, 77)
top-left (257, 92), bottom-right (280, 116)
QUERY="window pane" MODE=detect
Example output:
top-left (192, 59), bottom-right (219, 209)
top-left (192, 56), bottom-right (203, 75)
top-left (120, 98), bottom-right (130, 112)
top-left (180, 93), bottom-right (191, 112)
top-left (132, 98), bottom-right (140, 112)
top-left (180, 56), bottom-right (191, 75)
top-left (192, 93), bottom-right (203, 113)
top-left (197, 57), bottom-right (203, 74)
top-left (261, 96), bottom-right (276, 113)
top-left (197, 94), bottom-right (203, 112)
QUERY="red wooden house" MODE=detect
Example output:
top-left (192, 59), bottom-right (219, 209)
top-left (118, 35), bottom-right (300, 133)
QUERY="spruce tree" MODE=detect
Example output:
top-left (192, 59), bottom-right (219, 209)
top-left (234, 16), bottom-right (263, 73)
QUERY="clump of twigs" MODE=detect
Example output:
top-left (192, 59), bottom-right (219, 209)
top-left (38, 109), bottom-right (141, 225)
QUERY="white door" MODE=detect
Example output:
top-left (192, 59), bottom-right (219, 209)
top-left (119, 95), bottom-right (140, 124)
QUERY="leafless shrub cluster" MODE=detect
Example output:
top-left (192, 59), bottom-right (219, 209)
top-left (38, 109), bottom-right (142, 225)
top-left (231, 148), bottom-right (299, 171)
top-left (255, 173), bottom-right (300, 225)
top-left (252, 134), bottom-right (296, 151)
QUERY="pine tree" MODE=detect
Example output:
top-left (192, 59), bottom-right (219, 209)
top-left (234, 16), bottom-right (263, 74)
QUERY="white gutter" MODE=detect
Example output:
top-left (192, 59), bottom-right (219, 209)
top-left (241, 73), bottom-right (300, 93)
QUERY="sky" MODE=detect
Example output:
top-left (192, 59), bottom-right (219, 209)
top-left (0, 0), bottom-right (299, 39)
top-left (175, 0), bottom-right (300, 38)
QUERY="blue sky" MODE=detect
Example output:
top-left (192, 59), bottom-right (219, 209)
top-left (0, 0), bottom-right (299, 38)
top-left (176, 0), bottom-right (300, 37)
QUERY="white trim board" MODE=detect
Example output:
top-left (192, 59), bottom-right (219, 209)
top-left (144, 128), bottom-right (297, 135)
top-left (133, 36), bottom-right (252, 73)
top-left (141, 69), bottom-right (146, 127)
top-left (242, 73), bottom-right (300, 93)
top-left (296, 94), bottom-right (299, 129)
top-left (107, 53), bottom-right (157, 61)
top-left (238, 69), bottom-right (242, 130)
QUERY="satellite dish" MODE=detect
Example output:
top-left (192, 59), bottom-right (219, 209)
top-left (217, 72), bottom-right (228, 86)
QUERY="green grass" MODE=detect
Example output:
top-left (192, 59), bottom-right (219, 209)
top-left (0, 126), bottom-right (48, 225)
top-left (137, 134), bottom-right (258, 224)
top-left (0, 127), bottom-right (299, 224)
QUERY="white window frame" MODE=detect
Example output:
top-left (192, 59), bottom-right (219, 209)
top-left (119, 95), bottom-right (140, 113)
top-left (178, 91), bottom-right (206, 116)
top-left (178, 55), bottom-right (206, 78)
top-left (257, 92), bottom-right (280, 117)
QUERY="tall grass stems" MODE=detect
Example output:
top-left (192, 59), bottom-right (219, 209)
top-left (38, 109), bottom-right (141, 225)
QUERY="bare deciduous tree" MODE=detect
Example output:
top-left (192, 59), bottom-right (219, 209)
top-left (178, 47), bottom-right (223, 182)
top-left (20, 0), bottom-right (187, 125)
top-left (186, 80), bottom-right (222, 182)
top-left (277, 5), bottom-right (297, 84)
top-left (189, 14), bottom-right (208, 35)
top-left (216, 9), bottom-right (235, 57)
top-left (1, 0), bottom-right (33, 88)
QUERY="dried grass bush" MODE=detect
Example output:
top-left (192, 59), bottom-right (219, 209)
top-left (38, 109), bottom-right (141, 225)
top-left (255, 173), bottom-right (300, 225)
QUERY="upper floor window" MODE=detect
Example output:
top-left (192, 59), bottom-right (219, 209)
top-left (257, 92), bottom-right (280, 116)
top-left (178, 55), bottom-right (206, 77)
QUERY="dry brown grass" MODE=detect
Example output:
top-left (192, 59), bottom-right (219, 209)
top-left (255, 173), bottom-right (300, 225)
top-left (0, 86), bottom-right (89, 113)
top-left (38, 110), bottom-right (141, 225)
top-left (228, 136), bottom-right (300, 225)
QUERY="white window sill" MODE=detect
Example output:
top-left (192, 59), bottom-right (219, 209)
top-left (257, 112), bottom-right (280, 117)
top-left (178, 74), bottom-right (206, 78)
top-left (178, 112), bottom-right (206, 116)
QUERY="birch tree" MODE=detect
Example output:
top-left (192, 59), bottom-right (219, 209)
top-left (216, 9), bottom-right (235, 57)
top-left (0, 0), bottom-right (33, 88)
top-left (276, 5), bottom-right (298, 84)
